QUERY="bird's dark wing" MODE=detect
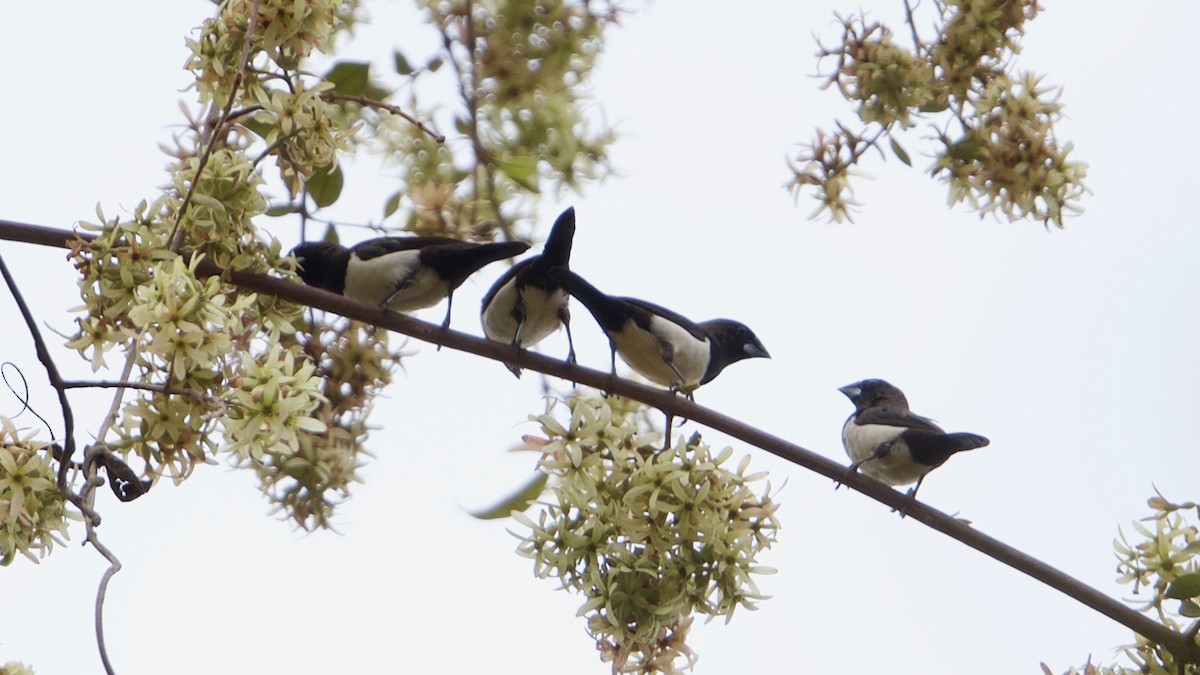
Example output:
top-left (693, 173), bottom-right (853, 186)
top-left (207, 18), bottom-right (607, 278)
top-left (620, 297), bottom-right (708, 341)
top-left (854, 406), bottom-right (946, 434)
top-left (350, 236), bottom-right (462, 261)
top-left (481, 256), bottom-right (535, 309)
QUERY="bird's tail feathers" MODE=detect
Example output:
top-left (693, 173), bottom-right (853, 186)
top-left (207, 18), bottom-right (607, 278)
top-left (550, 267), bottom-right (599, 302)
top-left (547, 268), bottom-right (620, 319)
top-left (944, 432), bottom-right (990, 453)
top-left (908, 430), bottom-right (990, 469)
top-left (434, 241), bottom-right (529, 283)
top-left (541, 207), bottom-right (576, 266)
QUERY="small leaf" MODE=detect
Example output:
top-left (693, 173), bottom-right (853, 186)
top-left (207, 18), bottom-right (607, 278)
top-left (1164, 573), bottom-right (1200, 599)
top-left (383, 190), bottom-right (402, 218)
top-left (363, 83), bottom-right (391, 102)
top-left (426, 56), bottom-right (444, 73)
top-left (321, 224), bottom-right (339, 244)
top-left (1180, 599), bottom-right (1200, 618)
top-left (498, 155), bottom-right (540, 191)
top-left (393, 50), bottom-right (414, 75)
top-left (190, 193), bottom-right (227, 213)
top-left (467, 473), bottom-right (548, 520)
top-left (890, 138), bottom-right (912, 167)
top-left (265, 203), bottom-right (302, 217)
top-left (241, 116), bottom-right (274, 140)
top-left (454, 116), bottom-right (471, 135)
top-left (307, 163), bottom-right (344, 208)
top-left (324, 61), bottom-right (372, 98)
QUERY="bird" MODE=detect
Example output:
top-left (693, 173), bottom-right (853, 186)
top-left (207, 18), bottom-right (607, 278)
top-left (291, 236), bottom-right (529, 331)
top-left (480, 207), bottom-right (577, 376)
top-left (838, 378), bottom-right (989, 502)
top-left (550, 268), bottom-right (769, 393)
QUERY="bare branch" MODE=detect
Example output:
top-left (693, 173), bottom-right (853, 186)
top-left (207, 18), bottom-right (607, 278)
top-left (321, 93), bottom-right (445, 143)
top-left (61, 379), bottom-right (210, 400)
top-left (0, 253), bottom-right (76, 495)
top-left (89, 532), bottom-right (122, 675)
top-left (902, 0), bottom-right (924, 55)
top-left (1, 244), bottom-right (122, 673)
top-left (168, 0), bottom-right (264, 249)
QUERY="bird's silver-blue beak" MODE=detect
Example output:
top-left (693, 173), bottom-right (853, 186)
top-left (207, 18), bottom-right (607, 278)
top-left (838, 383), bottom-right (862, 399)
top-left (744, 342), bottom-right (770, 359)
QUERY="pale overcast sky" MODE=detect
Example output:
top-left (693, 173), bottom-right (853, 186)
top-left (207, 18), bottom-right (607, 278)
top-left (2, 2), bottom-right (1199, 674)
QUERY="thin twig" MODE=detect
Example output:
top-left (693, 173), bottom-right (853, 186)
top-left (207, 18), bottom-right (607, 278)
top-left (437, 2), bottom-right (517, 241)
top-left (1, 246), bottom-right (121, 673)
top-left (168, 0), bottom-right (264, 249)
top-left (902, 0), bottom-right (924, 55)
top-left (0, 254), bottom-right (76, 494)
top-left (1185, 620), bottom-right (1200, 653)
top-left (1, 361), bottom-right (55, 433)
top-left (3, 219), bottom-right (1199, 667)
top-left (321, 93), bottom-right (445, 143)
top-left (93, 349), bottom-right (139, 448)
top-left (89, 532), bottom-right (122, 675)
top-left (62, 379), bottom-right (210, 400)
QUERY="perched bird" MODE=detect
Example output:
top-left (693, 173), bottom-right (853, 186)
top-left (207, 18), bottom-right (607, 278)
top-left (291, 236), bottom-right (529, 330)
top-left (480, 207), bottom-right (577, 376)
top-left (550, 268), bottom-right (769, 393)
top-left (838, 378), bottom-right (989, 501)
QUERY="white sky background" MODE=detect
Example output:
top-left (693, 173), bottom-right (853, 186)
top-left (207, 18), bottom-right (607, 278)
top-left (2, 1), bottom-right (1199, 673)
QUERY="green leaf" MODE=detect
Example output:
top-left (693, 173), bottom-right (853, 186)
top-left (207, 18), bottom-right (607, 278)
top-left (890, 138), bottom-right (912, 167)
top-left (467, 473), bottom-right (548, 520)
top-left (321, 224), bottom-right (339, 244)
top-left (426, 56), bottom-right (444, 73)
top-left (393, 50), bottom-right (414, 76)
top-left (364, 83), bottom-right (391, 102)
top-left (1181, 600), bottom-right (1200, 618)
top-left (383, 190), bottom-right (402, 218)
top-left (1164, 573), bottom-right (1200, 599)
top-left (241, 116), bottom-right (274, 140)
top-left (498, 155), bottom-right (540, 191)
top-left (265, 203), bottom-right (302, 217)
top-left (190, 193), bottom-right (226, 213)
top-left (307, 163), bottom-right (344, 208)
top-left (324, 61), bottom-right (372, 98)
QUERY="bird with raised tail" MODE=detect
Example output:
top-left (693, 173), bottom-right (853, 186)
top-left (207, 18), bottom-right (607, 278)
top-left (481, 207), bottom-right (577, 376)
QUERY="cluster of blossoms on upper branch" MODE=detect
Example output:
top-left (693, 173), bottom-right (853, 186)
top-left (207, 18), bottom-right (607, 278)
top-left (48, 0), bottom-right (397, 536)
top-left (790, 0), bottom-right (1088, 226)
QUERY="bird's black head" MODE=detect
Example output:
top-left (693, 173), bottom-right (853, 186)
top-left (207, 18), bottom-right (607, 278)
top-left (838, 378), bottom-right (909, 412)
top-left (290, 241), bottom-right (349, 293)
top-left (698, 319), bottom-right (769, 383)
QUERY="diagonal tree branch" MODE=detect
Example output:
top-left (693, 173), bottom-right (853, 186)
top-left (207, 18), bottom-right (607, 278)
top-left (0, 251), bottom-right (77, 497)
top-left (0, 242), bottom-right (123, 674)
top-left (1, 218), bottom-right (1197, 667)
